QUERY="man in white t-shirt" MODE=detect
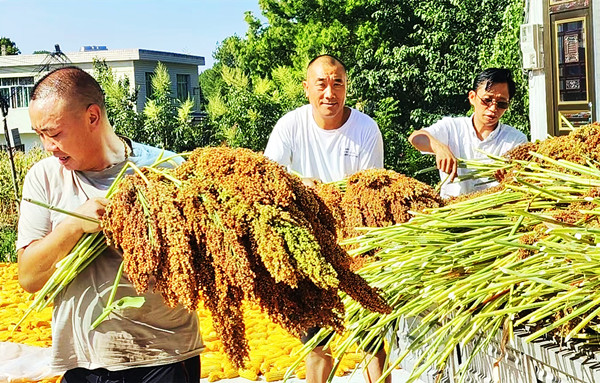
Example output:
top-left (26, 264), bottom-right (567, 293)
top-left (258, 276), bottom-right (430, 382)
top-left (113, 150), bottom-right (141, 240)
top-left (264, 56), bottom-right (383, 185)
top-left (409, 68), bottom-right (528, 198)
top-left (264, 55), bottom-right (387, 383)
top-left (17, 67), bottom-right (203, 382)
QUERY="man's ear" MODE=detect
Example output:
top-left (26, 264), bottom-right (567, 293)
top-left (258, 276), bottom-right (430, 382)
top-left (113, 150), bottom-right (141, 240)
top-left (468, 90), bottom-right (476, 107)
top-left (86, 104), bottom-right (102, 127)
top-left (302, 80), bottom-right (309, 98)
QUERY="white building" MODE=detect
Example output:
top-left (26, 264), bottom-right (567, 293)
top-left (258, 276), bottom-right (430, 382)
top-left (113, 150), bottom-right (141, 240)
top-left (525, 0), bottom-right (599, 140)
top-left (0, 47), bottom-right (205, 150)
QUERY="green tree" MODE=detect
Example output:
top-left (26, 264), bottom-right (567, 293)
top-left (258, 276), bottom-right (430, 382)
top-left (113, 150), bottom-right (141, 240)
top-left (143, 62), bottom-right (180, 149)
top-left (0, 147), bottom-right (49, 262)
top-left (208, 0), bottom-right (528, 183)
top-left (0, 37), bottom-right (20, 55)
top-left (203, 65), bottom-right (304, 151)
top-left (93, 59), bottom-right (144, 141)
top-left (144, 62), bottom-right (205, 151)
top-left (478, 0), bottom-right (528, 134)
top-left (93, 60), bottom-right (206, 151)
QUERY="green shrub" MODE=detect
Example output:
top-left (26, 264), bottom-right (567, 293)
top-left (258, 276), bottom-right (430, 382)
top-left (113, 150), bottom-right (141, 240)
top-left (0, 146), bottom-right (49, 236)
top-left (208, 0), bottom-right (528, 183)
top-left (0, 227), bottom-right (16, 263)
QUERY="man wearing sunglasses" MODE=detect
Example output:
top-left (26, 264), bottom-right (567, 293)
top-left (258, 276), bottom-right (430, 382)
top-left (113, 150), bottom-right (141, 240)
top-left (409, 68), bottom-right (528, 198)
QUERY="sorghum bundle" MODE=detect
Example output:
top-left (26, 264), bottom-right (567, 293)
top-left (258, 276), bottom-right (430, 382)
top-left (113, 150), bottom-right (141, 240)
top-left (454, 123), bottom-right (600, 187)
top-left (342, 169), bottom-right (442, 237)
top-left (504, 122), bottom-right (600, 165)
top-left (103, 147), bottom-right (390, 368)
top-left (314, 168), bottom-right (443, 241)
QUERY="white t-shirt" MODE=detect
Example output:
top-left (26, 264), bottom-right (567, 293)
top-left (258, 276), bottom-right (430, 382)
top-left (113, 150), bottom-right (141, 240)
top-left (264, 104), bottom-right (384, 183)
top-left (17, 141), bottom-right (203, 373)
top-left (424, 116), bottom-right (528, 198)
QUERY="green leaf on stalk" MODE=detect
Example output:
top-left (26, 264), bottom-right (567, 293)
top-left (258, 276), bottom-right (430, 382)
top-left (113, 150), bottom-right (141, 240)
top-left (90, 296), bottom-right (146, 330)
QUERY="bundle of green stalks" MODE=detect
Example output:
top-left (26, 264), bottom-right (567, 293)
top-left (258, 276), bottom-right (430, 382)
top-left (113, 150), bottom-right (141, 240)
top-left (295, 124), bottom-right (600, 383)
top-left (456, 121), bottom-right (600, 186)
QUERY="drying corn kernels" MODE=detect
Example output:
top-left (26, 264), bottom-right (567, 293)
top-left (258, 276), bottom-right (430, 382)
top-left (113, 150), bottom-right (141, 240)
top-left (0, 263), bottom-right (364, 382)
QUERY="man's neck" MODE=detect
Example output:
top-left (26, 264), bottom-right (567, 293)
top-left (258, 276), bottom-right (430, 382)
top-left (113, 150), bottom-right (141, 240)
top-left (92, 132), bottom-right (129, 171)
top-left (312, 106), bottom-right (351, 130)
top-left (472, 116), bottom-right (498, 141)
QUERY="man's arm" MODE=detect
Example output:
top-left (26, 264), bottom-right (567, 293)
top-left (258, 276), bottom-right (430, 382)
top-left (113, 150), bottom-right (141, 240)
top-left (264, 119), bottom-right (293, 168)
top-left (409, 129), bottom-right (458, 181)
top-left (18, 198), bottom-right (107, 293)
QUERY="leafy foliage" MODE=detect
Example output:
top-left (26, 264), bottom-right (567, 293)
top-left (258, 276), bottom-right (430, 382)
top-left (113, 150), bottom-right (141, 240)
top-left (0, 147), bottom-right (49, 229)
top-left (0, 147), bottom-right (49, 262)
top-left (93, 59), bottom-right (143, 141)
top-left (143, 62), bottom-right (181, 149)
top-left (0, 37), bottom-right (20, 55)
top-left (203, 65), bottom-right (305, 151)
top-left (203, 0), bottom-right (528, 184)
top-left (0, 228), bottom-right (17, 262)
top-left (93, 60), bottom-right (205, 152)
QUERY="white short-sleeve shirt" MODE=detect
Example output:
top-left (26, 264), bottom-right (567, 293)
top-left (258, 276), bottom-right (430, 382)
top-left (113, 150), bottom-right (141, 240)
top-left (424, 116), bottom-right (528, 198)
top-left (264, 104), bottom-right (384, 183)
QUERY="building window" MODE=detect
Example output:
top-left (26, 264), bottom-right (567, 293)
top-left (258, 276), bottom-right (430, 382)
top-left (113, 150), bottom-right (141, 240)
top-left (0, 77), bottom-right (34, 108)
top-left (556, 17), bottom-right (588, 103)
top-left (145, 72), bottom-right (155, 99)
top-left (177, 74), bottom-right (190, 101)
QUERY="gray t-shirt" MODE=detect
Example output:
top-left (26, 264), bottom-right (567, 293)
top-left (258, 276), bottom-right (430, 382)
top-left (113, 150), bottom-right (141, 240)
top-left (17, 141), bottom-right (203, 372)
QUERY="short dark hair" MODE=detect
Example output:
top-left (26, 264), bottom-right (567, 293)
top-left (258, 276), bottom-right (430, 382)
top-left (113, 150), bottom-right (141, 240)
top-left (307, 54), bottom-right (347, 73)
top-left (31, 66), bottom-right (105, 110)
top-left (472, 68), bottom-right (516, 100)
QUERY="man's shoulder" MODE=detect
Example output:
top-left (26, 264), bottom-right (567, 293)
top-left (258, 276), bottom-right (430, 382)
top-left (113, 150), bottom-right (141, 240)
top-left (26, 156), bottom-right (60, 176)
top-left (498, 123), bottom-right (528, 142)
top-left (273, 104), bottom-right (312, 134)
top-left (278, 104), bottom-right (311, 122)
top-left (439, 115), bottom-right (471, 126)
top-left (345, 107), bottom-right (379, 135)
top-left (130, 142), bottom-right (182, 167)
top-left (22, 156), bottom-right (70, 192)
top-left (348, 107), bottom-right (377, 124)
top-left (426, 116), bottom-right (471, 133)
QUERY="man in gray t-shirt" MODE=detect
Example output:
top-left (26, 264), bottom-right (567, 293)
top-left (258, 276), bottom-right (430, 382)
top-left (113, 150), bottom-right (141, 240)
top-left (17, 67), bottom-right (203, 382)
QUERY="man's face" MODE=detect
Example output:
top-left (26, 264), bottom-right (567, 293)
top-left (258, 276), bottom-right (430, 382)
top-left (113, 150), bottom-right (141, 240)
top-left (468, 82), bottom-right (510, 130)
top-left (29, 97), bottom-right (97, 171)
top-left (303, 59), bottom-right (347, 127)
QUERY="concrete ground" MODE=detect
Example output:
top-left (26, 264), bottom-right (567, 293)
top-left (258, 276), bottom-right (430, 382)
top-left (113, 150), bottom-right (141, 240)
top-left (200, 367), bottom-right (425, 383)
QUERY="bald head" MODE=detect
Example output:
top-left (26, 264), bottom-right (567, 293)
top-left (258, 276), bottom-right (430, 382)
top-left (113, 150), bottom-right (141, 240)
top-left (31, 66), bottom-right (106, 111)
top-left (307, 55), bottom-right (347, 79)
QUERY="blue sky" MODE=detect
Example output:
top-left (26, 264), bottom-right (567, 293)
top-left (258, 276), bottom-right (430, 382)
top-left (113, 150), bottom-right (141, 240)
top-left (0, 0), bottom-right (264, 69)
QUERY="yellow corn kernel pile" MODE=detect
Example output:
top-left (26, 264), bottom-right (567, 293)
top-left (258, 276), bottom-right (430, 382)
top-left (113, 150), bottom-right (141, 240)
top-left (0, 263), bottom-right (53, 346)
top-left (0, 263), bottom-right (61, 383)
top-left (198, 301), bottom-right (364, 381)
top-left (0, 262), bottom-right (364, 382)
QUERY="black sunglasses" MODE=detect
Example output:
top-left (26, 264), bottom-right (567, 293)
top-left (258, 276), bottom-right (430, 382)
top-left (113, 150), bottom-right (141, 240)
top-left (475, 93), bottom-right (510, 110)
